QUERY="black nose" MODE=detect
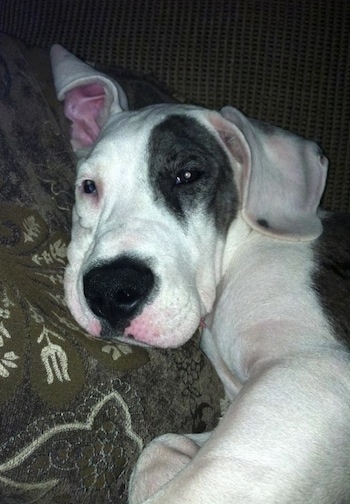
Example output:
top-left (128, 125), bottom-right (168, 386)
top-left (83, 257), bottom-right (155, 328)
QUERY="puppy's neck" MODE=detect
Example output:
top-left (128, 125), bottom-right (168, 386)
top-left (211, 221), bottom-right (335, 382)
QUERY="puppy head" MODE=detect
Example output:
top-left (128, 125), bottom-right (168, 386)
top-left (51, 45), bottom-right (327, 348)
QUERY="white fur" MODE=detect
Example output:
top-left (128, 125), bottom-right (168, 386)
top-left (129, 220), bottom-right (350, 503)
top-left (50, 45), bottom-right (350, 503)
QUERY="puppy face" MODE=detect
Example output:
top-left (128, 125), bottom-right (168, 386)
top-left (51, 45), bottom-right (326, 349)
top-left (64, 105), bottom-right (238, 347)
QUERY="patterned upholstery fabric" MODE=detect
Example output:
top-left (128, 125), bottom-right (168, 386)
top-left (0, 1), bottom-right (349, 501)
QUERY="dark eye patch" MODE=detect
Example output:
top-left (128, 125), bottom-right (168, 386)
top-left (157, 147), bottom-right (207, 189)
top-left (148, 114), bottom-right (238, 235)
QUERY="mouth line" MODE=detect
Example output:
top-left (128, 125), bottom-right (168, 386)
top-left (84, 305), bottom-right (206, 345)
top-left (97, 322), bottom-right (152, 348)
top-left (115, 334), bottom-right (152, 348)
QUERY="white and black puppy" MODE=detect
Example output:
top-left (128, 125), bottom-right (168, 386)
top-left (51, 44), bottom-right (350, 504)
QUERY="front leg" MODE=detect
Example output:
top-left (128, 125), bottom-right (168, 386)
top-left (128, 432), bottom-right (211, 504)
top-left (129, 352), bottom-right (350, 503)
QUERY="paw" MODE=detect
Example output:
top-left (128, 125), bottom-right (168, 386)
top-left (128, 433), bottom-right (199, 504)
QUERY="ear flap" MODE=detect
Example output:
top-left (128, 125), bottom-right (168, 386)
top-left (50, 44), bottom-right (128, 151)
top-left (210, 106), bottom-right (328, 241)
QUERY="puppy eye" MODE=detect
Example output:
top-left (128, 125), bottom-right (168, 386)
top-left (175, 169), bottom-right (202, 186)
top-left (83, 180), bottom-right (97, 195)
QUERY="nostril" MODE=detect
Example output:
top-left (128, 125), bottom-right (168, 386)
top-left (83, 257), bottom-right (155, 328)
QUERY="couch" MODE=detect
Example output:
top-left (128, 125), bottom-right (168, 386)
top-left (0, 1), bottom-right (349, 502)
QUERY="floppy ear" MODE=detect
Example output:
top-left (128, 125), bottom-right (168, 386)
top-left (50, 44), bottom-right (128, 151)
top-left (209, 106), bottom-right (328, 241)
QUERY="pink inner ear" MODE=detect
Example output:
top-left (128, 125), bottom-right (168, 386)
top-left (64, 83), bottom-right (107, 148)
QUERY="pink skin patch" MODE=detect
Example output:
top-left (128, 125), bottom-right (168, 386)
top-left (124, 307), bottom-right (205, 347)
top-left (64, 84), bottom-right (106, 147)
top-left (86, 318), bottom-right (103, 338)
top-left (124, 316), bottom-right (161, 345)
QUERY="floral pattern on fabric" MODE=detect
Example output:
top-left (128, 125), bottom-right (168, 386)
top-left (0, 205), bottom-right (148, 407)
